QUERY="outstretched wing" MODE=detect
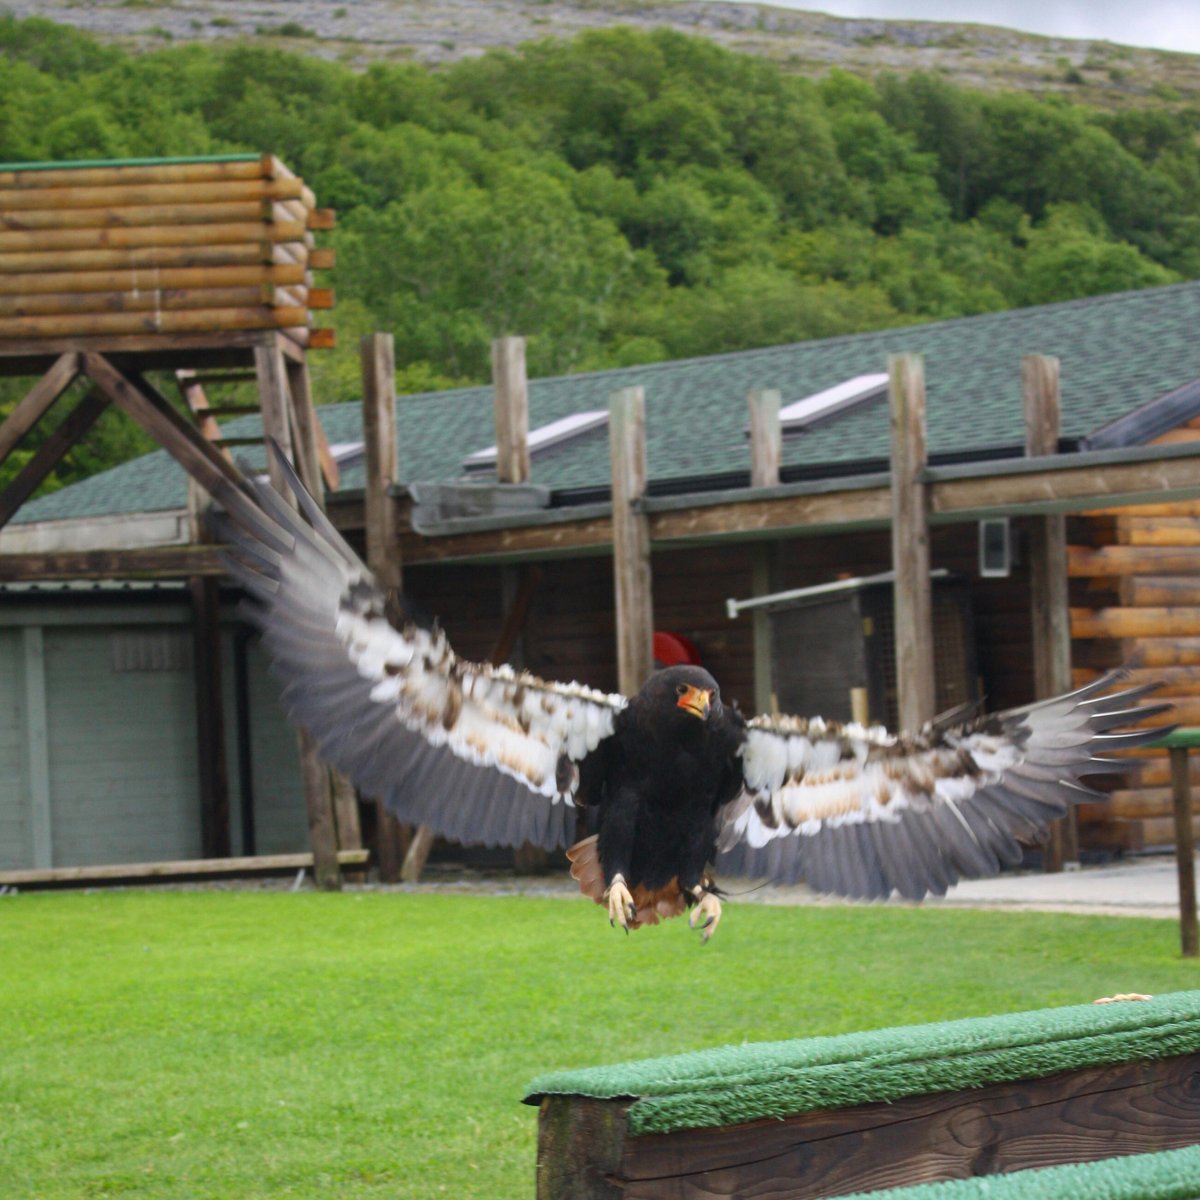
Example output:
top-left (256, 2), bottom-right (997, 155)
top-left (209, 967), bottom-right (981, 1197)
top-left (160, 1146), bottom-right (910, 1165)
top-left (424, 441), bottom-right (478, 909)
top-left (213, 451), bottom-right (626, 853)
top-left (717, 673), bottom-right (1169, 900)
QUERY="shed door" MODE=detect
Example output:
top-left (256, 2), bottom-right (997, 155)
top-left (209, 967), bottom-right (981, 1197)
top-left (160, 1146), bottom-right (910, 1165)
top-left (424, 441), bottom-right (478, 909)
top-left (44, 625), bottom-right (201, 866)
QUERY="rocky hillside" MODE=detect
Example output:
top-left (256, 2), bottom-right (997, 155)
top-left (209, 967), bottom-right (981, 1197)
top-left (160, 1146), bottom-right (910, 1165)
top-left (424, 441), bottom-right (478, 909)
top-left (7, 0), bottom-right (1199, 108)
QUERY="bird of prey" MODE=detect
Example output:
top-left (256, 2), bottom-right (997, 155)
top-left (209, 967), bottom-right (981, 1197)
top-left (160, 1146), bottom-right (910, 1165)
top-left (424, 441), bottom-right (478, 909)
top-left (214, 449), bottom-right (1167, 941)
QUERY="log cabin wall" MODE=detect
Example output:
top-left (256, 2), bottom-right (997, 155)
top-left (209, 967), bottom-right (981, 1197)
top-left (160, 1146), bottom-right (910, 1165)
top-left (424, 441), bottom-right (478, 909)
top-left (1069, 418), bottom-right (1200, 852)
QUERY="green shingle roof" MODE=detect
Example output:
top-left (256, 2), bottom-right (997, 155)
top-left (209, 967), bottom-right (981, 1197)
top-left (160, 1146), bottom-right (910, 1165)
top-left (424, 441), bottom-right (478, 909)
top-left (17, 281), bottom-right (1200, 524)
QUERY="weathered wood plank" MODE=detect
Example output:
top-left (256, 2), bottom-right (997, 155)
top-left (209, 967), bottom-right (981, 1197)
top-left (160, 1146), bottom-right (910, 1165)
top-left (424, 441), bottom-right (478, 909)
top-left (1070, 606), bottom-right (1200, 639)
top-left (890, 352), bottom-right (935, 731)
top-left (0, 177), bottom-right (306, 212)
top-left (609, 386), bottom-right (654, 696)
top-left (0, 157), bottom-right (273, 190)
top-left (0, 849), bottom-right (369, 888)
top-left (0, 285), bottom-right (287, 318)
top-left (0, 546), bottom-right (225, 581)
top-left (0, 219), bottom-right (306, 253)
top-left (0, 305), bottom-right (308, 339)
top-left (0, 262), bottom-right (307, 295)
top-left (0, 198), bottom-right (292, 231)
top-left (0, 242), bottom-right (302, 275)
top-left (747, 389), bottom-right (781, 489)
top-left (0, 351), bottom-right (79, 465)
top-left (492, 336), bottom-right (530, 484)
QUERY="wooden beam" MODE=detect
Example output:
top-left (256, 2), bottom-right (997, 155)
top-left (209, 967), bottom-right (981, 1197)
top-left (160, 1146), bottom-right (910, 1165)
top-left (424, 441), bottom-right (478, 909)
top-left (747, 389), bottom-right (781, 489)
top-left (0, 351), bottom-right (80, 466)
top-left (0, 219), bottom-right (308, 255)
top-left (0, 546), bottom-right (225, 582)
top-left (0, 263), bottom-right (308, 296)
top-left (1024, 353), bottom-right (1075, 870)
top-left (492, 336), bottom-right (530, 484)
top-left (889, 353), bottom-right (935, 732)
top-left (283, 356), bottom-right (325, 505)
top-left (0, 849), bottom-right (370, 889)
top-left (0, 198), bottom-right (308, 232)
top-left (610, 386), bottom-right (654, 696)
top-left (0, 243), bottom-right (308, 276)
top-left (0, 177), bottom-right (306, 213)
top-left (0, 285), bottom-right (295, 318)
top-left (0, 157), bottom-right (271, 190)
top-left (0, 306), bottom-right (307, 340)
top-left (0, 386), bottom-right (109, 531)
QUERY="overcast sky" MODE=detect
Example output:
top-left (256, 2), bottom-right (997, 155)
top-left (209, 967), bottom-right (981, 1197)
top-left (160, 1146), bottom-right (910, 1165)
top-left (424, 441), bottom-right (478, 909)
top-left (736, 2), bottom-right (1200, 54)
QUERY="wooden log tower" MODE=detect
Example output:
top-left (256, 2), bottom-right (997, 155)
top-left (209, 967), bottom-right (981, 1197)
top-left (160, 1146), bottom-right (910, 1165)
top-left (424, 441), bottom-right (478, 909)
top-left (0, 152), bottom-right (355, 887)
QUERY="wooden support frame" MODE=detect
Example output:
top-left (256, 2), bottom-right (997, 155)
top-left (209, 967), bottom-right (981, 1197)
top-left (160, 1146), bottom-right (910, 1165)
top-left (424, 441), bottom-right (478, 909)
top-left (609, 386), bottom-right (654, 697)
top-left (0, 352), bottom-right (80, 465)
top-left (1024, 353), bottom-right (1076, 870)
top-left (889, 353), bottom-right (935, 732)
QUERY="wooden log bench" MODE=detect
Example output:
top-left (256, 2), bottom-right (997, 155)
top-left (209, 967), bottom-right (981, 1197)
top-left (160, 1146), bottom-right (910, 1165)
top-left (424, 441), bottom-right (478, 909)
top-left (524, 991), bottom-right (1200, 1200)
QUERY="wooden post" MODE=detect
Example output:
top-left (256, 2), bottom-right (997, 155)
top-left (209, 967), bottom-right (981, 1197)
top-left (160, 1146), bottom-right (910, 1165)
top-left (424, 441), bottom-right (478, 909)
top-left (253, 338), bottom-right (339, 889)
top-left (253, 337), bottom-right (296, 504)
top-left (889, 354), bottom-right (935, 732)
top-left (609, 387), bottom-right (655, 696)
top-left (284, 356), bottom-right (324, 507)
top-left (361, 332), bottom-right (409, 882)
top-left (1024, 353), bottom-right (1076, 871)
top-left (492, 336), bottom-right (530, 484)
top-left (748, 390), bottom-right (781, 716)
top-left (1170, 744), bottom-right (1199, 958)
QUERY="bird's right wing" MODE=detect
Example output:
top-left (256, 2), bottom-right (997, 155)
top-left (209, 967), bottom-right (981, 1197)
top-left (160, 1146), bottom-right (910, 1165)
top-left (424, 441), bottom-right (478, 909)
top-left (717, 671), bottom-right (1169, 900)
top-left (211, 451), bottom-right (626, 853)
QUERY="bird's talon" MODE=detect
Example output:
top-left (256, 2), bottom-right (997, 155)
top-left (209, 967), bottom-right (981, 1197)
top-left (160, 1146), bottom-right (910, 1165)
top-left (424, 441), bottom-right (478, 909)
top-left (604, 875), bottom-right (636, 932)
top-left (690, 891), bottom-right (722, 940)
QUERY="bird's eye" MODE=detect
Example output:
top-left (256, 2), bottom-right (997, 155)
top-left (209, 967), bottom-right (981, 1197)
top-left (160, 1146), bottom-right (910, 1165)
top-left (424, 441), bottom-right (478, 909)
top-left (675, 683), bottom-right (688, 697)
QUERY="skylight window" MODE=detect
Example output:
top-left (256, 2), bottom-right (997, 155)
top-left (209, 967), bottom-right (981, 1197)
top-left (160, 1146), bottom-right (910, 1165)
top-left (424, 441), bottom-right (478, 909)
top-left (462, 410), bottom-right (609, 473)
top-left (779, 373), bottom-right (889, 433)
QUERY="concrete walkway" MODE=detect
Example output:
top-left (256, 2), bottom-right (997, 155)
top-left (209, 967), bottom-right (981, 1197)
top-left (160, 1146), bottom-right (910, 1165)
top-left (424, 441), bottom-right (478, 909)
top-left (744, 853), bottom-right (1191, 920)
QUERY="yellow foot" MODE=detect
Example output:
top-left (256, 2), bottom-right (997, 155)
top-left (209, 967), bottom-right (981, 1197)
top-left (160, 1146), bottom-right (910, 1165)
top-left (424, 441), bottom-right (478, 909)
top-left (689, 890), bottom-right (722, 942)
top-left (604, 874), bottom-right (636, 932)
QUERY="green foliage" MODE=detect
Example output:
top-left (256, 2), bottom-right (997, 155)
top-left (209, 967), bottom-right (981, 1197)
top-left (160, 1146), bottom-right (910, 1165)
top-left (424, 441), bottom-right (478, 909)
top-left (1, 16), bottom-right (1199, 490)
top-left (2, 891), bottom-right (1199, 1198)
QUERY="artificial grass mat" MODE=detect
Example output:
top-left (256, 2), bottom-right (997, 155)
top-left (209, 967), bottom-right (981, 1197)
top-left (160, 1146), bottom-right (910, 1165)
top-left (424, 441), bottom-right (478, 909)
top-left (837, 1145), bottom-right (1200, 1200)
top-left (524, 989), bottom-right (1200, 1135)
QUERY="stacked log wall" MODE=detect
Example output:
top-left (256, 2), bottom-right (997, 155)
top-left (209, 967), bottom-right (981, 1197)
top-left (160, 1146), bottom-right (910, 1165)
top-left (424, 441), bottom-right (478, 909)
top-left (0, 154), bottom-right (335, 353)
top-left (1070, 418), bottom-right (1200, 852)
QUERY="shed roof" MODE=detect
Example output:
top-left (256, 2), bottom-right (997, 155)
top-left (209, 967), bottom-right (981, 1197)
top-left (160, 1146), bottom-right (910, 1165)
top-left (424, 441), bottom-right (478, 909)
top-left (14, 280), bottom-right (1200, 526)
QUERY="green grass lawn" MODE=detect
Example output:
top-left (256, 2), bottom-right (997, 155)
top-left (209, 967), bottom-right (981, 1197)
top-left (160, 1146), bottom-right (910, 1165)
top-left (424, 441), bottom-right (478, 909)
top-left (2, 889), bottom-right (1198, 1199)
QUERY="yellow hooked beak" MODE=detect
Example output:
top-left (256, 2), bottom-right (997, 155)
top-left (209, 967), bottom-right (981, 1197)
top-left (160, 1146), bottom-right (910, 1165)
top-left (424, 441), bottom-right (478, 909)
top-left (676, 685), bottom-right (712, 720)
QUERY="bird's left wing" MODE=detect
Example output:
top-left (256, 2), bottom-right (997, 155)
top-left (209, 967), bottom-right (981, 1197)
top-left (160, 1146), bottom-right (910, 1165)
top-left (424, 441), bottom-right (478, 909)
top-left (716, 673), bottom-right (1168, 900)
top-left (212, 453), bottom-right (626, 853)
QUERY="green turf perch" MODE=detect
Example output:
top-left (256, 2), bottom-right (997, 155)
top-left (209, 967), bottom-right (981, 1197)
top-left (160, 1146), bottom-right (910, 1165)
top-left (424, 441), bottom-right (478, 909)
top-left (525, 991), bottom-right (1200, 1199)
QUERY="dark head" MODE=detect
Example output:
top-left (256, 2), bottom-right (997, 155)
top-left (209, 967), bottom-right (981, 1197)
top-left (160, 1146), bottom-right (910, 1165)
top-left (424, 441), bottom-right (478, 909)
top-left (640, 664), bottom-right (722, 724)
